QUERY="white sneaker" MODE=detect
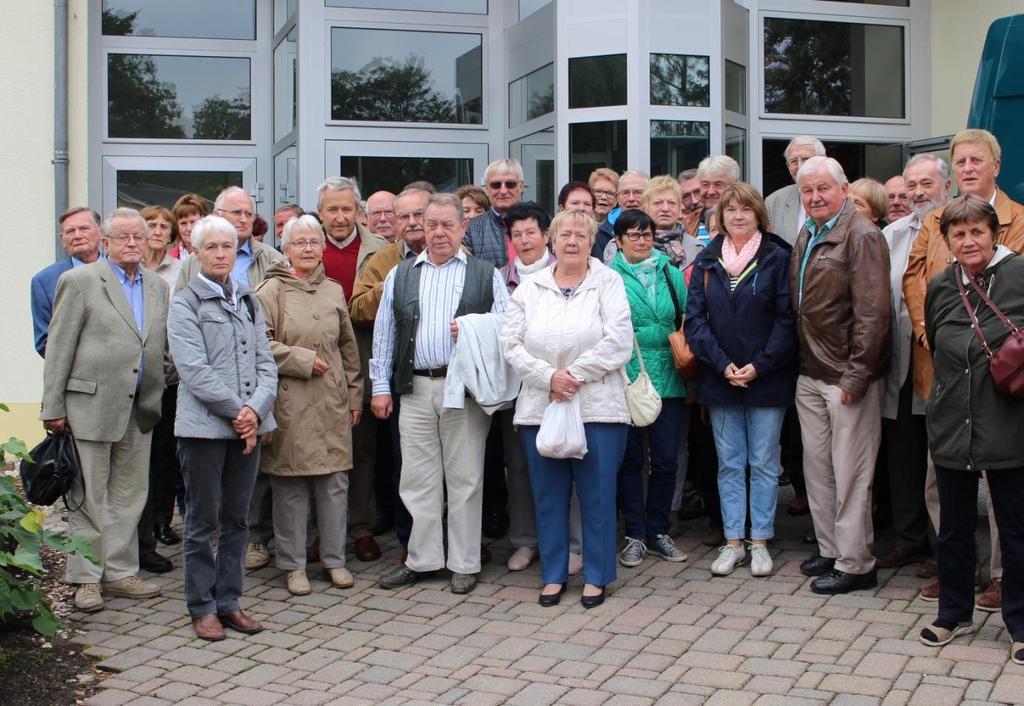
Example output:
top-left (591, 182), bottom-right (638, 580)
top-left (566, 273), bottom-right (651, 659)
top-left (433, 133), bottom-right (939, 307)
top-left (287, 569), bottom-right (311, 595)
top-left (711, 544), bottom-right (746, 576)
top-left (245, 543), bottom-right (271, 570)
top-left (74, 583), bottom-right (104, 612)
top-left (507, 546), bottom-right (537, 572)
top-left (749, 544), bottom-right (773, 577)
top-left (568, 552), bottom-right (583, 575)
top-left (101, 575), bottom-right (161, 599)
top-left (326, 567), bottom-right (354, 589)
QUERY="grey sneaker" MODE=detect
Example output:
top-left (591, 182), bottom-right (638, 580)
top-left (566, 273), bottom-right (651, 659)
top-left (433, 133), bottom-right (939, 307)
top-left (650, 534), bottom-right (687, 562)
top-left (710, 544), bottom-right (747, 576)
top-left (379, 564), bottom-right (426, 589)
top-left (618, 537), bottom-right (647, 567)
top-left (750, 544), bottom-right (774, 577)
top-left (450, 572), bottom-right (477, 594)
top-left (74, 583), bottom-right (104, 613)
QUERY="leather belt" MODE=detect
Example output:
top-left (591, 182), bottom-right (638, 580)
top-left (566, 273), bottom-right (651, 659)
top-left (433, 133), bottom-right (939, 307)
top-left (413, 366), bottom-right (448, 378)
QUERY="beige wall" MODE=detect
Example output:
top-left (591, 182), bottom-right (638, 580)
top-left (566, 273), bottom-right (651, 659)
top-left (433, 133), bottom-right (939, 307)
top-left (931, 0), bottom-right (1023, 138)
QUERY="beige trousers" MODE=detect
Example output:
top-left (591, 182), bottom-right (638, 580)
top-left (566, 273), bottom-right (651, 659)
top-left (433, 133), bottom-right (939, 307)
top-left (924, 457), bottom-right (1002, 579)
top-left (796, 376), bottom-right (881, 575)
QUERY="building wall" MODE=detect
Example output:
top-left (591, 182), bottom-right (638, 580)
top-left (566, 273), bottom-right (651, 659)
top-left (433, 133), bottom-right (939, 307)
top-left (931, 0), bottom-right (1023, 138)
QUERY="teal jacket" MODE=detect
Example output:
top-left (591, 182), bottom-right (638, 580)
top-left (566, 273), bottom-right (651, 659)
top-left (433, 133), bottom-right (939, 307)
top-left (611, 250), bottom-right (688, 398)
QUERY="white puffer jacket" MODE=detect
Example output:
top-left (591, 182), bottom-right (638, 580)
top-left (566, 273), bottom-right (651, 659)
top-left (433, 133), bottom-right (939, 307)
top-left (502, 258), bottom-right (632, 426)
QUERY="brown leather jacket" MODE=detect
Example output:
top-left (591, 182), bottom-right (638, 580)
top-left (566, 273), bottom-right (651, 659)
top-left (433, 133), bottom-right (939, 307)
top-left (902, 189), bottom-right (1024, 398)
top-left (790, 200), bottom-right (892, 398)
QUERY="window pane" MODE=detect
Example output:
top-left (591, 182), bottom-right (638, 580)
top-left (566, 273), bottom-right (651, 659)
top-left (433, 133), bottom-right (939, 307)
top-left (326, 0), bottom-right (487, 13)
top-left (519, 0), bottom-right (551, 20)
top-left (108, 55), bottom-right (251, 140)
top-left (338, 156), bottom-right (474, 195)
top-left (116, 170), bottom-right (243, 210)
top-left (760, 138), bottom-right (903, 196)
top-left (725, 125), bottom-right (747, 181)
top-left (569, 54), bottom-right (627, 109)
top-left (650, 54), bottom-right (709, 107)
top-left (570, 121), bottom-right (627, 182)
top-left (330, 28), bottom-right (482, 124)
top-left (725, 60), bottom-right (746, 115)
top-left (829, 0), bottom-right (908, 5)
top-left (274, 30), bottom-right (297, 141)
top-left (764, 18), bottom-right (905, 118)
top-left (509, 63), bottom-right (554, 127)
top-left (274, 0), bottom-right (295, 34)
top-left (650, 120), bottom-right (709, 179)
top-left (102, 0), bottom-right (256, 40)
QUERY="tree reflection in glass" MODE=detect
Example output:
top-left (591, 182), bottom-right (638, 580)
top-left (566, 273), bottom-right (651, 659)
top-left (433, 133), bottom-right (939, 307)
top-left (650, 54), bottom-right (710, 108)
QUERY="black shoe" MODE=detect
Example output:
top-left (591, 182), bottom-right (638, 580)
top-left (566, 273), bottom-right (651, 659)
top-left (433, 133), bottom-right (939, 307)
top-left (538, 584), bottom-right (566, 607)
top-left (379, 564), bottom-right (432, 589)
top-left (811, 568), bottom-right (878, 595)
top-left (799, 555), bottom-right (836, 577)
top-left (581, 586), bottom-right (606, 609)
top-left (155, 524), bottom-right (180, 546)
top-left (140, 550), bottom-right (173, 574)
top-left (482, 511), bottom-right (509, 540)
top-left (801, 527), bottom-right (817, 545)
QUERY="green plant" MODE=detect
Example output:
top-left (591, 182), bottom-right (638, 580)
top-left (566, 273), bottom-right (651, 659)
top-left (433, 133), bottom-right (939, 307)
top-left (1, 406), bottom-right (96, 635)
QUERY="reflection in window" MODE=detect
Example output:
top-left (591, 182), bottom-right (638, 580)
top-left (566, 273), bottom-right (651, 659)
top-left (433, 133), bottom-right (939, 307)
top-left (510, 130), bottom-right (555, 215)
top-left (108, 54), bottom-right (251, 140)
top-left (116, 170), bottom-right (243, 210)
top-left (650, 121), bottom-right (710, 179)
top-left (760, 138), bottom-right (903, 196)
top-left (650, 54), bottom-right (709, 107)
top-left (327, 0), bottom-right (487, 12)
top-left (726, 126), bottom-right (747, 180)
top-left (570, 121), bottom-right (627, 182)
top-left (764, 18), bottom-right (905, 119)
top-left (569, 55), bottom-right (627, 109)
top-left (338, 156), bottom-right (474, 195)
top-left (725, 61), bottom-right (746, 115)
top-left (102, 0), bottom-right (256, 40)
top-left (330, 29), bottom-right (482, 124)
top-left (509, 64), bottom-right (554, 128)
top-left (274, 30), bottom-right (297, 141)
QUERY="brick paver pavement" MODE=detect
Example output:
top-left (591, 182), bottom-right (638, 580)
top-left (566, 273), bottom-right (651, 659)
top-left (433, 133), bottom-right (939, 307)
top-left (70, 499), bottom-right (1024, 705)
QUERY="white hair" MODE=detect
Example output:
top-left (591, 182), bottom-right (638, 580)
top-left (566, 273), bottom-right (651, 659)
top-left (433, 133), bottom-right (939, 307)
top-left (697, 155), bottom-right (741, 182)
top-left (483, 158), bottom-right (526, 186)
top-left (796, 156), bottom-right (849, 188)
top-left (101, 207), bottom-right (148, 237)
top-left (191, 215), bottom-right (238, 250)
top-left (213, 186), bottom-right (254, 212)
top-left (619, 169), bottom-right (650, 182)
top-left (904, 153), bottom-right (952, 183)
top-left (316, 176), bottom-right (362, 209)
top-left (280, 214), bottom-right (325, 249)
top-left (785, 135), bottom-right (826, 159)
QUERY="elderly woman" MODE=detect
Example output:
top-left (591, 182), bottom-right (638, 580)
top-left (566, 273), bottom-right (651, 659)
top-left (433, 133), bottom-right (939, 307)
top-left (255, 216), bottom-right (363, 596)
top-left (168, 215), bottom-right (278, 641)
top-left (685, 183), bottom-right (797, 578)
top-left (557, 181), bottom-right (595, 218)
top-left (610, 209), bottom-right (690, 567)
top-left (849, 178), bottom-right (890, 229)
top-left (589, 168), bottom-right (620, 224)
top-left (503, 209), bottom-right (632, 608)
top-left (140, 205), bottom-right (182, 288)
top-left (920, 195), bottom-right (1024, 665)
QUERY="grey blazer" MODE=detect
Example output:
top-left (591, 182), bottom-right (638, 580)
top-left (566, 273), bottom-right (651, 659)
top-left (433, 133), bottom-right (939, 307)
top-left (765, 183), bottom-right (803, 246)
top-left (41, 260), bottom-right (169, 442)
top-left (167, 278), bottom-right (277, 439)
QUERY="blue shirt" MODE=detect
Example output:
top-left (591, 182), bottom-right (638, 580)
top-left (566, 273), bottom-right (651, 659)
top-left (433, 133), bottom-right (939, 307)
top-left (797, 204), bottom-right (846, 307)
top-left (231, 239), bottom-right (253, 288)
top-left (107, 259), bottom-right (145, 387)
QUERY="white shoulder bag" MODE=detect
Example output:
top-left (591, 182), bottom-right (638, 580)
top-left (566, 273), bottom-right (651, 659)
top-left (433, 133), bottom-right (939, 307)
top-left (620, 335), bottom-right (662, 427)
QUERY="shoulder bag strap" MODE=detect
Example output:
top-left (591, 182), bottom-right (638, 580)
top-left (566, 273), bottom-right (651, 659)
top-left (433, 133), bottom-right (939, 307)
top-left (955, 265), bottom-right (995, 360)
top-left (966, 271), bottom-right (1021, 336)
top-left (662, 268), bottom-right (683, 330)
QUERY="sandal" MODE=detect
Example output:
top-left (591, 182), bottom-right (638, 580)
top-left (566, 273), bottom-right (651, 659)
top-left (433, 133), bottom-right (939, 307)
top-left (919, 620), bottom-right (974, 647)
top-left (1012, 641), bottom-right (1024, 666)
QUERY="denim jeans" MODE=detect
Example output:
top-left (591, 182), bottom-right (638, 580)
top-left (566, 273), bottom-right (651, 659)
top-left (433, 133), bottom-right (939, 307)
top-left (618, 398), bottom-right (685, 540)
top-left (708, 405), bottom-right (786, 541)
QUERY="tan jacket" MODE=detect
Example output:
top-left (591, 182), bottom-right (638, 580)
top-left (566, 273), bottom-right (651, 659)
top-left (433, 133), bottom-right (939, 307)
top-left (349, 240), bottom-right (407, 325)
top-left (902, 189), bottom-right (1024, 397)
top-left (255, 262), bottom-right (363, 476)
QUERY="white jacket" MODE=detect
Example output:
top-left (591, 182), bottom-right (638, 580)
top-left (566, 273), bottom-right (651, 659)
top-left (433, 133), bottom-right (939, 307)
top-left (501, 258), bottom-right (633, 426)
top-left (443, 312), bottom-right (520, 414)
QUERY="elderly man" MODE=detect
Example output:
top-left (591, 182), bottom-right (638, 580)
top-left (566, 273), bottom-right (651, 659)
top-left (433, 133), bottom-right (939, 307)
top-left (593, 169), bottom-right (648, 259)
top-left (903, 128), bottom-right (1024, 611)
top-left (31, 207), bottom-right (103, 357)
top-left (695, 155), bottom-right (741, 244)
top-left (274, 204), bottom-right (303, 239)
top-left (877, 155), bottom-right (952, 573)
top-left (766, 136), bottom-right (827, 246)
top-left (677, 168), bottom-right (703, 237)
top-left (366, 190), bottom-right (398, 242)
top-left (791, 156), bottom-right (891, 595)
top-left (885, 176), bottom-right (910, 223)
top-left (316, 176), bottom-right (389, 562)
top-left (465, 159), bottom-right (525, 267)
top-left (371, 193), bottom-right (509, 594)
top-left (41, 208), bottom-right (169, 613)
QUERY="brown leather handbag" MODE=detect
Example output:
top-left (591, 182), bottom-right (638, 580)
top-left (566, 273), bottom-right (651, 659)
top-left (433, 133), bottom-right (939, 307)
top-left (955, 264), bottom-right (1024, 398)
top-left (664, 269), bottom-right (704, 381)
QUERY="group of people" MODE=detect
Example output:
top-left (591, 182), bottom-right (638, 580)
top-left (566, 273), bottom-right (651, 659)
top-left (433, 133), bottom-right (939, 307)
top-left (30, 129), bottom-right (1024, 665)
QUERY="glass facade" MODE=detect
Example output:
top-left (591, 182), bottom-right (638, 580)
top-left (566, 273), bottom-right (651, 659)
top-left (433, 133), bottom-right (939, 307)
top-left (116, 170), bottom-right (243, 209)
top-left (650, 121), bottom-right (710, 180)
top-left (102, 0), bottom-right (256, 40)
top-left (570, 121), bottom-right (627, 181)
top-left (509, 63), bottom-right (554, 128)
top-left (650, 54), bottom-right (710, 107)
top-left (326, 0), bottom-right (488, 13)
top-left (725, 60), bottom-right (746, 115)
top-left (761, 138), bottom-right (904, 196)
top-left (568, 54), bottom-right (627, 109)
top-left (338, 155), bottom-right (474, 195)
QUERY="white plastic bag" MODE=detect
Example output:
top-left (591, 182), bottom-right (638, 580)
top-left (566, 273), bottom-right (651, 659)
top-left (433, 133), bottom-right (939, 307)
top-left (536, 396), bottom-right (588, 459)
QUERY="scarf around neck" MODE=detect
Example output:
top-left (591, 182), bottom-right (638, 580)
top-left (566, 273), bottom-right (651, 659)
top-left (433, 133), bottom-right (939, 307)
top-left (721, 231), bottom-right (762, 277)
top-left (515, 253), bottom-right (550, 278)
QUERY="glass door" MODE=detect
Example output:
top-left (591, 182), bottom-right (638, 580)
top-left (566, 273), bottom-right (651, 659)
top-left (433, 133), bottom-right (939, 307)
top-left (102, 155), bottom-right (259, 214)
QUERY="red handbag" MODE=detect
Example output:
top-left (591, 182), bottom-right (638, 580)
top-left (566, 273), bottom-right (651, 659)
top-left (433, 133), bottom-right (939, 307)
top-left (955, 264), bottom-right (1024, 397)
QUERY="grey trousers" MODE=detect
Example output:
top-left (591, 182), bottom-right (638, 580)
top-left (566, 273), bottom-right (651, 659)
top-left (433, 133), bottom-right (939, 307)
top-left (271, 472), bottom-right (349, 570)
top-left (178, 437), bottom-right (260, 618)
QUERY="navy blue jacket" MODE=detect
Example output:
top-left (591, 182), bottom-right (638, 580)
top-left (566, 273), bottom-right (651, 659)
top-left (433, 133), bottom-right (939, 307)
top-left (684, 233), bottom-right (797, 407)
top-left (30, 259), bottom-right (74, 357)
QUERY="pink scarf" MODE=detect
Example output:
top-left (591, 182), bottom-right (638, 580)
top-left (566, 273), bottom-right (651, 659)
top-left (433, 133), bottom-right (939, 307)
top-left (722, 231), bottom-right (762, 277)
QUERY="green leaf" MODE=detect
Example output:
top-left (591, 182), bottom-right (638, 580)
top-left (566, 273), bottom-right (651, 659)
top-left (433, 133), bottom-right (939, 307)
top-left (0, 403), bottom-right (9, 412)
top-left (9, 588), bottom-right (41, 612)
top-left (0, 437), bottom-right (32, 461)
top-left (19, 508), bottom-right (44, 533)
top-left (32, 605), bottom-right (59, 636)
top-left (11, 545), bottom-right (43, 573)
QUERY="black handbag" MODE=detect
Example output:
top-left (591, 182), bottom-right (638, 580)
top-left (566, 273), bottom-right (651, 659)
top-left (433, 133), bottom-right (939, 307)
top-left (19, 432), bottom-right (83, 508)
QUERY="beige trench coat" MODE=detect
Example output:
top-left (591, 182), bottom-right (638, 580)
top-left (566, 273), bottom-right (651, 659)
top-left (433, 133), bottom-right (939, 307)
top-left (256, 261), bottom-right (363, 476)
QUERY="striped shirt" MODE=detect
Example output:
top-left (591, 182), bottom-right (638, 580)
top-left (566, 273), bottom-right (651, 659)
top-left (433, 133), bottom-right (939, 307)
top-left (369, 249), bottom-right (509, 396)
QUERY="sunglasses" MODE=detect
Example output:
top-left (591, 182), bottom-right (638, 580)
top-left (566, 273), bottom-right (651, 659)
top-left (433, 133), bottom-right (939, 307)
top-left (489, 180), bottom-right (520, 190)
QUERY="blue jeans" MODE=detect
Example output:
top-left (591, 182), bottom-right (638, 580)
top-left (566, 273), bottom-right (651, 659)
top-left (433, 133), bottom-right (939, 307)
top-left (618, 398), bottom-right (686, 540)
top-left (708, 406), bottom-right (786, 541)
top-left (521, 423), bottom-right (627, 587)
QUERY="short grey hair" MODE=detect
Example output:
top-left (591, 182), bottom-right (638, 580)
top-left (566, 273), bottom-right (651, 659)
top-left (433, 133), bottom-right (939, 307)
top-left (697, 155), bottom-right (741, 182)
top-left (785, 135), bottom-right (827, 159)
top-left (796, 156), bottom-right (849, 188)
top-left (316, 176), bottom-right (362, 210)
top-left (281, 214), bottom-right (325, 249)
top-left (191, 215), bottom-right (238, 250)
top-left (620, 169), bottom-right (650, 182)
top-left (213, 186), bottom-right (254, 212)
top-left (483, 158), bottom-right (526, 186)
top-left (677, 168), bottom-right (698, 181)
top-left (904, 153), bottom-right (952, 183)
top-left (425, 192), bottom-right (465, 221)
top-left (101, 207), bottom-right (148, 237)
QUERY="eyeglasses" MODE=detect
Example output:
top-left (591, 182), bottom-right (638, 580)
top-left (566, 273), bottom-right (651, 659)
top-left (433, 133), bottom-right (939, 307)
top-left (106, 234), bottom-right (145, 244)
top-left (785, 155), bottom-right (813, 168)
top-left (488, 180), bottom-right (520, 190)
top-left (288, 239), bottom-right (322, 250)
top-left (593, 189), bottom-right (616, 199)
top-left (217, 208), bottom-right (254, 220)
top-left (618, 189), bottom-right (645, 197)
top-left (395, 210), bottom-right (425, 223)
top-left (623, 230), bottom-right (654, 241)
top-left (368, 209), bottom-right (394, 218)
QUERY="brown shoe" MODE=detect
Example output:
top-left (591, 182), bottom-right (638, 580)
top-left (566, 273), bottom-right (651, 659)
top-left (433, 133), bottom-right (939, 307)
top-left (354, 535), bottom-right (382, 562)
top-left (192, 614), bottom-right (226, 641)
top-left (916, 557), bottom-right (938, 579)
top-left (218, 610), bottom-right (263, 634)
top-left (876, 545), bottom-right (927, 569)
top-left (919, 580), bottom-right (940, 602)
top-left (787, 495), bottom-right (810, 516)
top-left (702, 526), bottom-right (725, 547)
top-left (976, 578), bottom-right (1002, 612)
